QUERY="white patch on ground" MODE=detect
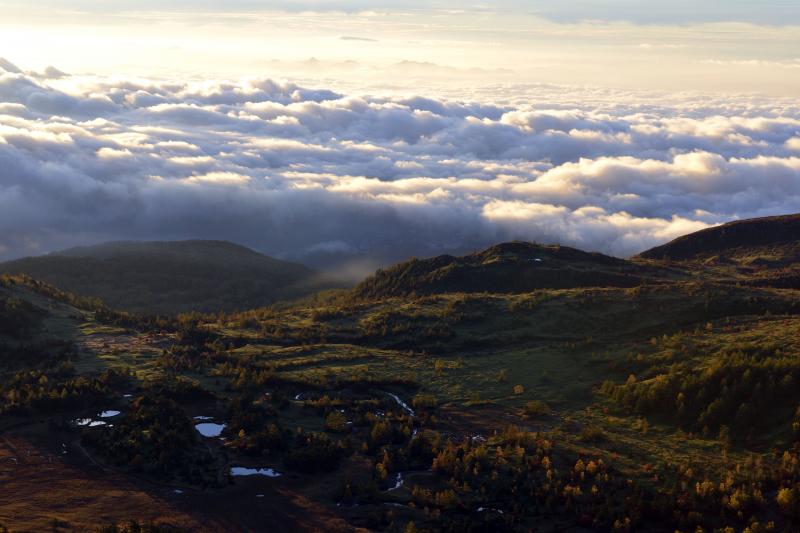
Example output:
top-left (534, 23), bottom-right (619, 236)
top-left (388, 473), bottom-right (404, 491)
top-left (99, 410), bottom-right (120, 418)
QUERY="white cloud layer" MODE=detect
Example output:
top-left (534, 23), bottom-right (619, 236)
top-left (0, 59), bottom-right (798, 264)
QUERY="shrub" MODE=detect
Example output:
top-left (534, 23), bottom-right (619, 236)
top-left (412, 393), bottom-right (437, 410)
top-left (325, 410), bottom-right (350, 433)
top-left (579, 425), bottom-right (607, 443)
top-left (523, 400), bottom-right (551, 418)
top-left (284, 433), bottom-right (344, 473)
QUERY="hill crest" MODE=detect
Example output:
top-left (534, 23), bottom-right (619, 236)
top-left (0, 240), bottom-right (328, 314)
top-left (54, 240), bottom-right (275, 262)
top-left (638, 213), bottom-right (800, 261)
top-left (354, 241), bottom-right (671, 299)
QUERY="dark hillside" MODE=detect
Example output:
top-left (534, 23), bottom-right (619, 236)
top-left (354, 241), bottom-right (675, 299)
top-left (0, 240), bottom-right (332, 314)
top-left (639, 213), bottom-right (800, 289)
top-left (639, 213), bottom-right (800, 261)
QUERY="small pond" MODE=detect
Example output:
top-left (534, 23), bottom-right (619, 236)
top-left (195, 422), bottom-right (226, 437)
top-left (231, 467), bottom-right (281, 478)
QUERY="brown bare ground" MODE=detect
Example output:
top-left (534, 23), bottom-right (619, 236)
top-left (77, 331), bottom-right (174, 358)
top-left (0, 429), bottom-right (370, 533)
top-left (0, 435), bottom-right (209, 532)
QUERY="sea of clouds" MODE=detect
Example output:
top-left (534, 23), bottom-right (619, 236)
top-left (1, 58), bottom-right (799, 266)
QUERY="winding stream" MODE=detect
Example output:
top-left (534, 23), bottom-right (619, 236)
top-left (385, 392), bottom-right (415, 417)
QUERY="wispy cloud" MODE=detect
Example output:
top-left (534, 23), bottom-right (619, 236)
top-left (2, 5), bottom-right (799, 95)
top-left (340, 35), bottom-right (378, 42)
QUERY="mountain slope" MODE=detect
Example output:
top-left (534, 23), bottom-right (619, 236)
top-left (354, 241), bottom-right (676, 299)
top-left (3, 218), bottom-right (800, 531)
top-left (639, 213), bottom-right (800, 288)
top-left (0, 240), bottom-right (329, 314)
top-left (639, 214), bottom-right (800, 261)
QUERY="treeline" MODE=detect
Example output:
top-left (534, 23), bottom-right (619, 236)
top-left (223, 392), bottom-right (419, 474)
top-left (343, 424), bottom-right (800, 532)
top-left (0, 365), bottom-right (127, 415)
top-left (603, 341), bottom-right (800, 438)
top-left (83, 395), bottom-right (221, 487)
top-left (349, 426), bottom-right (630, 531)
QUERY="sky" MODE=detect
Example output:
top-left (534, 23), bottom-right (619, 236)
top-left (3, 1), bottom-right (800, 94)
top-left (0, 1), bottom-right (798, 266)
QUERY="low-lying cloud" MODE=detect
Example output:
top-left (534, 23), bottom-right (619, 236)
top-left (0, 58), bottom-right (798, 266)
